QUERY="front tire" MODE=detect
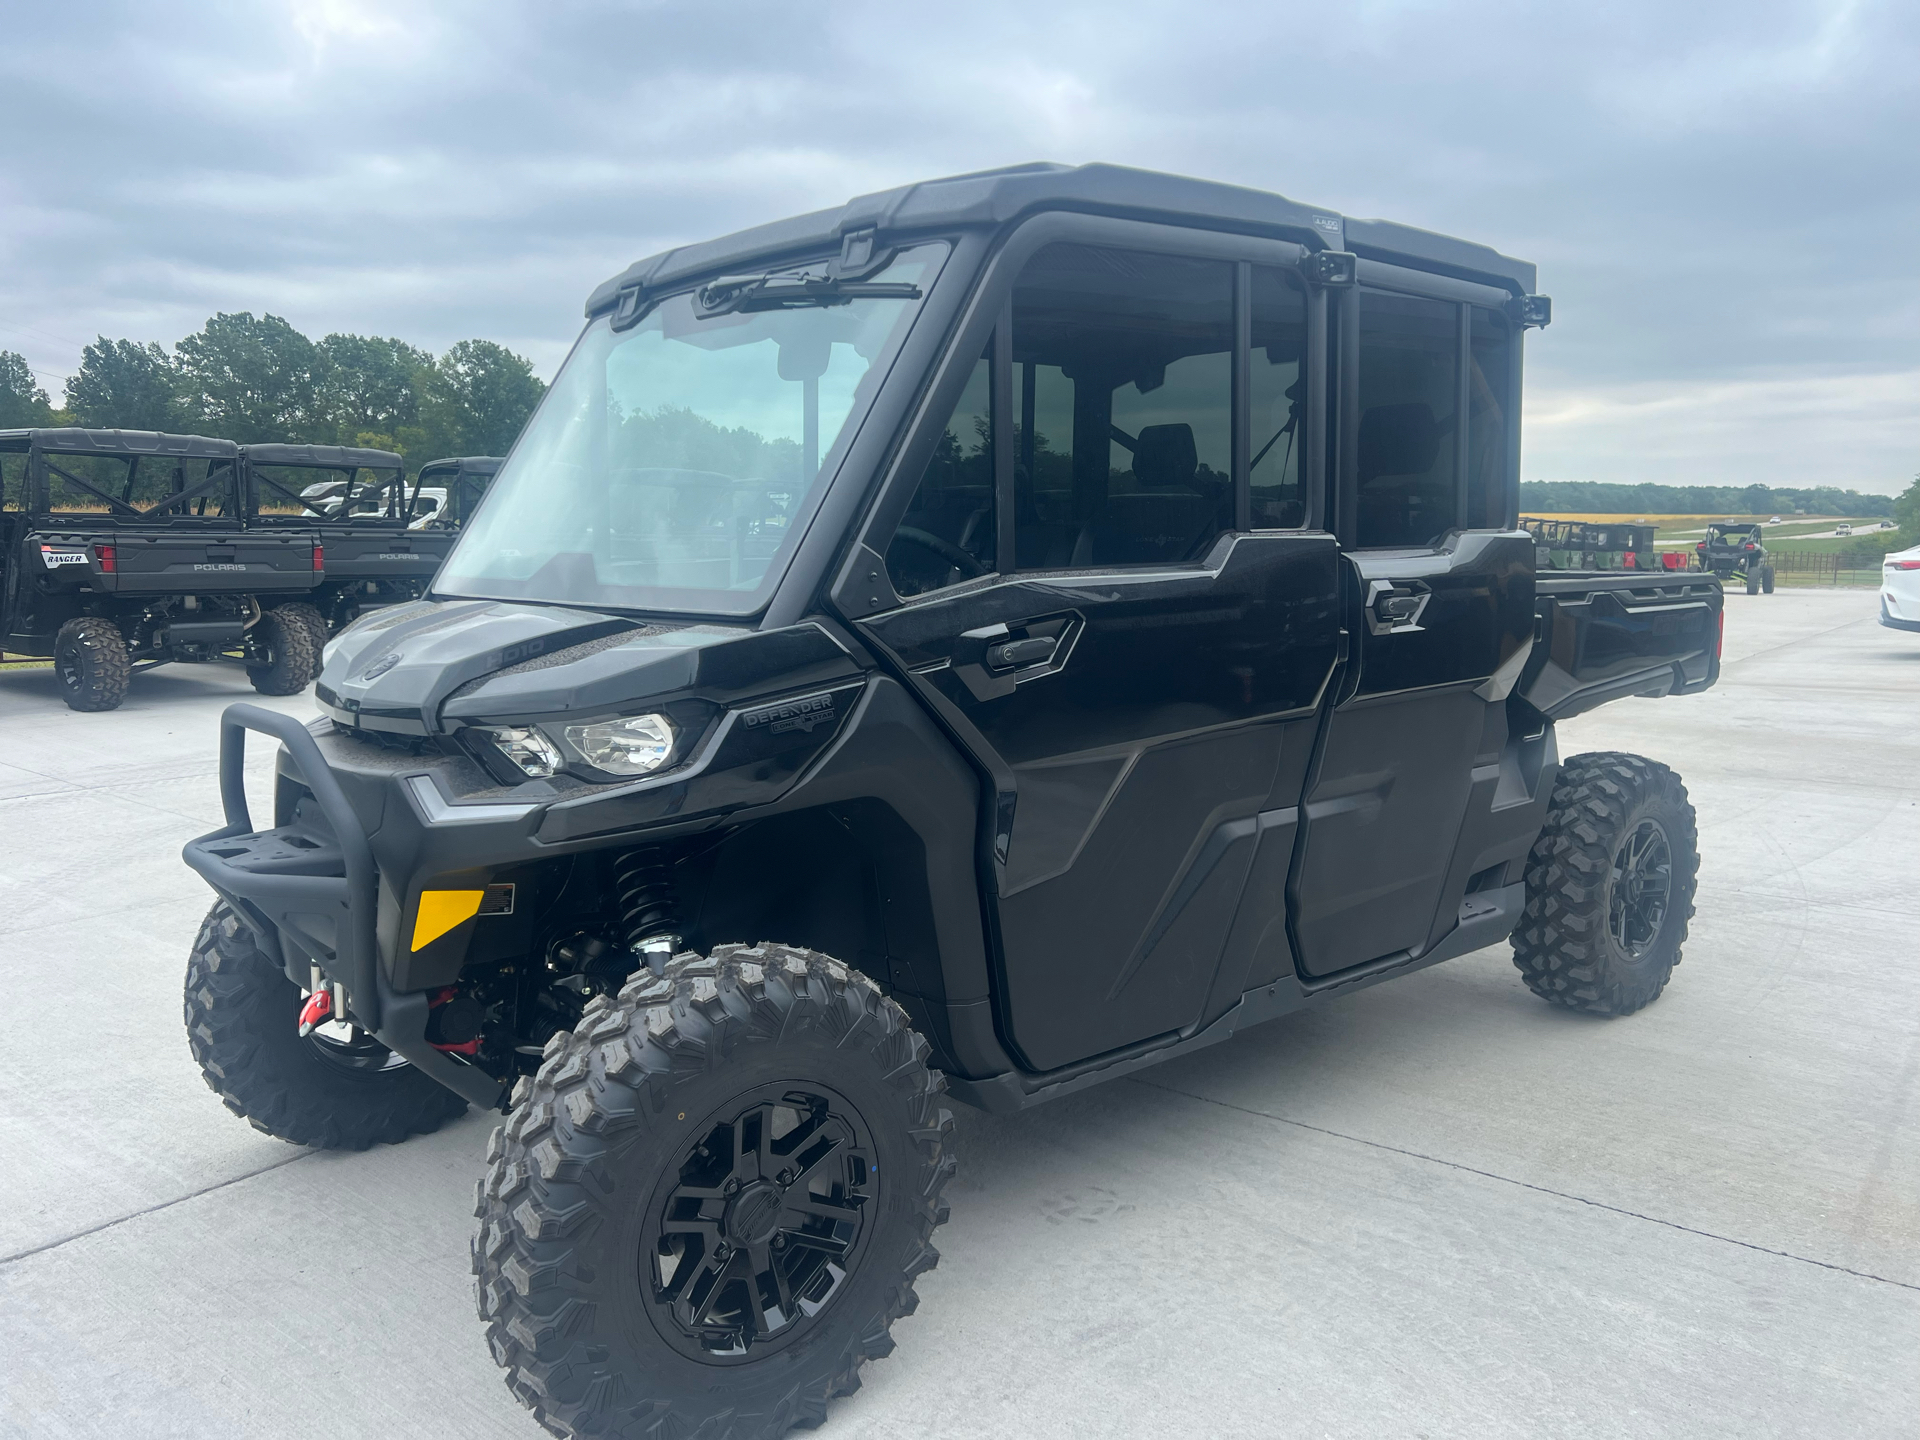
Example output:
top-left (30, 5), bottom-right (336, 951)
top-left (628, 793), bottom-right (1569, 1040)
top-left (244, 607), bottom-right (318, 695)
top-left (184, 902), bottom-right (468, 1147)
top-left (474, 943), bottom-right (955, 1440)
top-left (55, 616), bottom-right (131, 712)
top-left (1512, 752), bottom-right (1700, 1016)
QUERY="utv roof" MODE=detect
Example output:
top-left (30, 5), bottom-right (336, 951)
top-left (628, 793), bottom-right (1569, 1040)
top-left (417, 455), bottom-right (504, 479)
top-left (585, 161), bottom-right (1538, 319)
top-left (244, 442), bottom-right (404, 470)
top-left (0, 427), bottom-right (238, 458)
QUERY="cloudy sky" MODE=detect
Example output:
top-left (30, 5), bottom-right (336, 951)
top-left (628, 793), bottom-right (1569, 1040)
top-left (2, 0), bottom-right (1915, 492)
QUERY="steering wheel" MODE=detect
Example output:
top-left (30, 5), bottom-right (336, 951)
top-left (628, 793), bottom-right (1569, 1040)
top-left (890, 526), bottom-right (990, 579)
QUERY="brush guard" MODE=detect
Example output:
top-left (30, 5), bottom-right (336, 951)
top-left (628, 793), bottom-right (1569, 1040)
top-left (181, 703), bottom-right (507, 1109)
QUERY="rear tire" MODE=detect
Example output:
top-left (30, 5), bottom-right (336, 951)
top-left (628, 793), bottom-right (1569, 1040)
top-left (474, 943), bottom-right (955, 1440)
top-left (1761, 564), bottom-right (1775, 594)
top-left (245, 607), bottom-right (318, 695)
top-left (1512, 752), bottom-right (1699, 1016)
top-left (184, 901), bottom-right (468, 1148)
top-left (275, 600), bottom-right (332, 658)
top-left (54, 616), bottom-right (131, 712)
top-left (1745, 570), bottom-right (1760, 595)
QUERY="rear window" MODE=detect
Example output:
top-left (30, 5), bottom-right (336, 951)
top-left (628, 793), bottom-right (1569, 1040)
top-left (1, 452), bottom-right (25, 511)
top-left (43, 451), bottom-right (237, 517)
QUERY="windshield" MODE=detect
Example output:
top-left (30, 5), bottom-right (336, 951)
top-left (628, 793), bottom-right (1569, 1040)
top-left (437, 243), bottom-right (947, 614)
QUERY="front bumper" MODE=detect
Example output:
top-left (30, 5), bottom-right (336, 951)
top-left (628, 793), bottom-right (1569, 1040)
top-left (181, 705), bottom-right (508, 1108)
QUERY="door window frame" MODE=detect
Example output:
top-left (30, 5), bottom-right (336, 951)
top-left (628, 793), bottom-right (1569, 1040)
top-left (836, 213), bottom-right (1330, 617)
top-left (1335, 259), bottom-right (1523, 550)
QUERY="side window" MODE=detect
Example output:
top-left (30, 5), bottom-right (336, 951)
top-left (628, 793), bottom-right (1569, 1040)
top-left (1250, 267), bottom-right (1307, 528)
top-left (884, 348), bottom-right (993, 597)
top-left (1012, 244), bottom-right (1233, 568)
top-left (1467, 308), bottom-right (1510, 530)
top-left (1355, 291), bottom-right (1459, 548)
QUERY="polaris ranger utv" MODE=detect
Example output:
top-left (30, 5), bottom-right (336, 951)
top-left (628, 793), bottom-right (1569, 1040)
top-left (1697, 521), bottom-right (1774, 593)
top-left (243, 443), bottom-right (460, 641)
top-left (413, 453), bottom-right (503, 530)
top-left (1, 428), bottom-right (322, 710)
top-left (179, 164), bottom-right (1723, 1440)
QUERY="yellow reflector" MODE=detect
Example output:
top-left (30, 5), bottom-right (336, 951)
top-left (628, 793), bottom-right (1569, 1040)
top-left (412, 889), bottom-right (485, 951)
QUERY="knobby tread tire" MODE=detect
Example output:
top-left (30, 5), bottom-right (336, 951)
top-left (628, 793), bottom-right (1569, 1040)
top-left (473, 942), bottom-right (955, 1440)
top-left (1511, 751), bottom-right (1700, 1016)
top-left (275, 600), bottom-right (332, 658)
top-left (245, 607), bottom-right (319, 696)
top-left (55, 616), bottom-right (131, 712)
top-left (183, 901), bottom-right (468, 1148)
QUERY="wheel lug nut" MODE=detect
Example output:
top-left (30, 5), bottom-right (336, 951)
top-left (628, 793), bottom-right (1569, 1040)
top-left (724, 1179), bottom-right (740, 1194)
top-left (776, 1169), bottom-right (794, 1187)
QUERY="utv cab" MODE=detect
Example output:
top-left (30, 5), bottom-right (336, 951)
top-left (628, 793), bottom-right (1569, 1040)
top-left (178, 163), bottom-right (1724, 1440)
top-left (242, 444), bottom-right (461, 638)
top-left (412, 454), bottom-right (502, 530)
top-left (0, 428), bottom-right (322, 710)
top-left (1696, 521), bottom-right (1774, 593)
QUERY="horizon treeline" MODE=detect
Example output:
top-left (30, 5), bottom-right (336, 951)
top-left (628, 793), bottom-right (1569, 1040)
top-left (0, 313), bottom-right (547, 471)
top-left (1519, 480), bottom-right (1895, 517)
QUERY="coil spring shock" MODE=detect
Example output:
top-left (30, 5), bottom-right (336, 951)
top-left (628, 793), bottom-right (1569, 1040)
top-left (613, 847), bottom-right (680, 976)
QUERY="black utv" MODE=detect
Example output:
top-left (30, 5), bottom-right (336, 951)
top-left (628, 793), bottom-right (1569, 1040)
top-left (1, 428), bottom-right (322, 710)
top-left (243, 444), bottom-right (462, 641)
top-left (413, 454), bottom-right (503, 530)
top-left (1696, 521), bottom-right (1774, 593)
top-left (180, 163), bottom-right (1723, 1440)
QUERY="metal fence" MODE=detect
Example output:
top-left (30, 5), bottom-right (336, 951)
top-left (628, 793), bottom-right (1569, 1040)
top-left (1768, 549), bottom-right (1889, 587)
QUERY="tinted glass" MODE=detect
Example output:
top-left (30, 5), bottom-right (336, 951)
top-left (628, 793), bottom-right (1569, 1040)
top-left (886, 348), bottom-right (993, 596)
top-left (1011, 244), bottom-right (1234, 568)
top-left (439, 244), bottom-right (944, 614)
top-left (1467, 308), bottom-right (1511, 530)
top-left (1355, 292), bottom-right (1459, 548)
top-left (1250, 267), bottom-right (1307, 528)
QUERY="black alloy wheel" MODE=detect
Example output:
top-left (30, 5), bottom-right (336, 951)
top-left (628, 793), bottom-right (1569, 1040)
top-left (1607, 819), bottom-right (1672, 959)
top-left (645, 1083), bottom-right (875, 1363)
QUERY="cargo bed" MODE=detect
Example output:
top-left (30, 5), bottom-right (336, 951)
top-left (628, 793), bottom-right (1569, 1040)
top-left (1519, 571), bottom-right (1722, 720)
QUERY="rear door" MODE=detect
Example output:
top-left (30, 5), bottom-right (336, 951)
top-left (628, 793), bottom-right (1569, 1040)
top-left (846, 218), bottom-right (1342, 1072)
top-left (1288, 277), bottom-right (1533, 976)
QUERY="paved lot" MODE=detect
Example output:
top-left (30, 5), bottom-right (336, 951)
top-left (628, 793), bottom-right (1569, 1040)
top-left (2, 590), bottom-right (1916, 1439)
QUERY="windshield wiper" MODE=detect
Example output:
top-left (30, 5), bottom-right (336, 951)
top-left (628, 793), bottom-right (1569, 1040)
top-left (695, 270), bottom-right (921, 317)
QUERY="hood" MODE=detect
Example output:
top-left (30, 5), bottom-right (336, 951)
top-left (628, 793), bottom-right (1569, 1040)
top-left (317, 599), bottom-right (861, 734)
top-left (316, 599), bottom-right (644, 733)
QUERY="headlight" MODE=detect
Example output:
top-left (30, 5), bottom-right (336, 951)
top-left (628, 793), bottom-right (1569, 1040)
top-left (564, 713), bottom-right (674, 776)
top-left (474, 725), bottom-right (563, 778)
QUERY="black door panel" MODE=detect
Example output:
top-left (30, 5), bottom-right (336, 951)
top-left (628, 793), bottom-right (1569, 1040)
top-left (858, 533), bottom-right (1341, 1071)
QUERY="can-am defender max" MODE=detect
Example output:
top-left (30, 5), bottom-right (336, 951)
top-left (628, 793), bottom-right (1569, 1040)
top-left (1, 428), bottom-right (321, 710)
top-left (180, 164), bottom-right (1722, 1440)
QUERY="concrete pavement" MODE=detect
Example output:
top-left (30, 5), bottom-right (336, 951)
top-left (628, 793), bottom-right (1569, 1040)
top-left (2, 590), bottom-right (1915, 1438)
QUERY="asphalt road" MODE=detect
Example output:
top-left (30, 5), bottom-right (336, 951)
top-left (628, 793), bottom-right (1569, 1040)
top-left (2, 589), bottom-right (1916, 1439)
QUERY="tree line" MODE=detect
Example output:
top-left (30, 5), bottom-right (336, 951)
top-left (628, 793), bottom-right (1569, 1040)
top-left (0, 312), bottom-right (547, 471)
top-left (1519, 480), bottom-right (1895, 518)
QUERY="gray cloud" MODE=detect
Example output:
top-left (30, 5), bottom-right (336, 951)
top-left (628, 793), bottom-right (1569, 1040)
top-left (2, 0), bottom-right (1914, 489)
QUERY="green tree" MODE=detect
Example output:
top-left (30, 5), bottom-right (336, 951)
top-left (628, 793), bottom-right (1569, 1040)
top-left (1893, 474), bottom-right (1920, 539)
top-left (174, 312), bottom-right (325, 444)
top-left (0, 351), bottom-right (55, 428)
top-left (316, 333), bottom-right (431, 447)
top-left (63, 338), bottom-right (182, 431)
top-left (413, 339), bottom-right (546, 460)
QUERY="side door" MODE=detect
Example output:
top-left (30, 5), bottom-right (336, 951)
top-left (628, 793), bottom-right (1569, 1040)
top-left (841, 217), bottom-right (1342, 1073)
top-left (1288, 275), bottom-right (1534, 977)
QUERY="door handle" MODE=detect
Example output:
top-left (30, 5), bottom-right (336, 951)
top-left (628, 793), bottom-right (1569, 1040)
top-left (1365, 579), bottom-right (1431, 636)
top-left (985, 635), bottom-right (1057, 671)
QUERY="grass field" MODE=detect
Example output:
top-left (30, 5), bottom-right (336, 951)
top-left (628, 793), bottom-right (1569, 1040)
top-left (1525, 512), bottom-right (1898, 551)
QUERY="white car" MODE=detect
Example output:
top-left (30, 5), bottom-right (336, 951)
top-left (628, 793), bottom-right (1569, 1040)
top-left (1883, 544), bottom-right (1920, 633)
top-left (1835, 522), bottom-right (1854, 536)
